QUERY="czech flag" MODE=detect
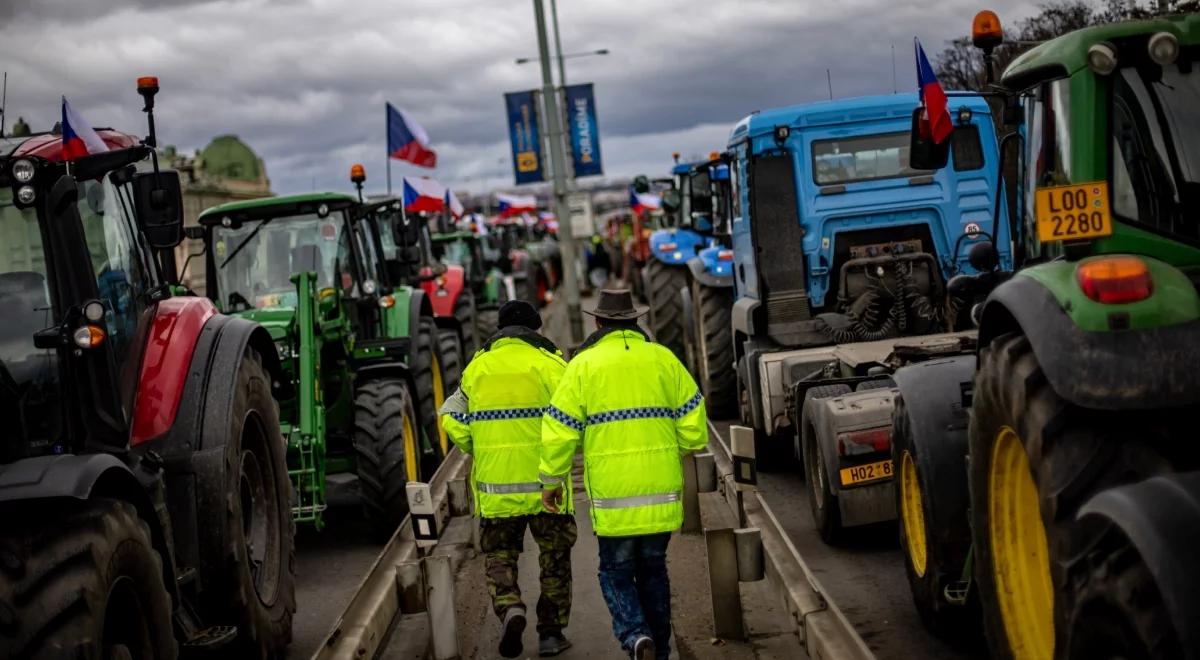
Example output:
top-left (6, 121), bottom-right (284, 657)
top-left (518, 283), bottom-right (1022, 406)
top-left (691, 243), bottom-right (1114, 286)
top-left (915, 39), bottom-right (953, 145)
top-left (62, 97), bottom-right (109, 161)
top-left (445, 188), bottom-right (464, 219)
top-left (496, 192), bottom-right (536, 217)
top-left (630, 189), bottom-right (661, 214)
top-left (402, 177), bottom-right (448, 214)
top-left (387, 102), bottom-right (437, 168)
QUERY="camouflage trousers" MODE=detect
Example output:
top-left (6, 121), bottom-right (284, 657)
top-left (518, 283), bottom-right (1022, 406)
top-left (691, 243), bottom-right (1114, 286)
top-left (479, 512), bottom-right (578, 634)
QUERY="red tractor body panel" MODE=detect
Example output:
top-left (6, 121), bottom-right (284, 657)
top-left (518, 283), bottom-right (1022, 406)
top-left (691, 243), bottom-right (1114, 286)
top-left (12, 130), bottom-right (139, 161)
top-left (130, 297), bottom-right (217, 446)
top-left (420, 264), bottom-right (466, 317)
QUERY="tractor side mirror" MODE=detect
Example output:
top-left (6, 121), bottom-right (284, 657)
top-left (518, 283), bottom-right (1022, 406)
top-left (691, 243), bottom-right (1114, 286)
top-left (661, 188), bottom-right (682, 213)
top-left (909, 107), bottom-right (950, 171)
top-left (131, 170), bottom-right (184, 249)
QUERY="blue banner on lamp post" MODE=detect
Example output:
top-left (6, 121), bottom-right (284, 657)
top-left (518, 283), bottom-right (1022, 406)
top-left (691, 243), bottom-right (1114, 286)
top-left (504, 90), bottom-right (545, 185)
top-left (564, 83), bottom-right (603, 177)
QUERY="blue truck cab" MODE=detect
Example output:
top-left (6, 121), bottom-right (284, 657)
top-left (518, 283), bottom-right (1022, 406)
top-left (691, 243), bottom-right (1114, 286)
top-left (727, 92), bottom-right (1006, 436)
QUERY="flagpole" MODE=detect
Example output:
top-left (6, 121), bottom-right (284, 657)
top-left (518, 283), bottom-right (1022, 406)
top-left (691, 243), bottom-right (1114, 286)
top-left (387, 156), bottom-right (392, 195)
top-left (385, 103), bottom-right (393, 195)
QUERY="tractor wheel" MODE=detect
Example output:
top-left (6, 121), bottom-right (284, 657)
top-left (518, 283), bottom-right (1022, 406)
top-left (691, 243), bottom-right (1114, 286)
top-left (412, 316), bottom-right (448, 462)
top-left (1064, 522), bottom-right (1183, 659)
top-left (0, 498), bottom-right (176, 660)
top-left (645, 260), bottom-right (688, 362)
top-left (800, 384), bottom-right (852, 545)
top-left (475, 309), bottom-right (500, 344)
top-left (967, 332), bottom-right (1185, 660)
top-left (892, 395), bottom-right (979, 641)
top-left (199, 348), bottom-right (295, 658)
top-left (437, 327), bottom-right (463, 403)
top-left (355, 378), bottom-right (422, 538)
top-left (692, 278), bottom-right (735, 418)
top-left (453, 292), bottom-right (478, 360)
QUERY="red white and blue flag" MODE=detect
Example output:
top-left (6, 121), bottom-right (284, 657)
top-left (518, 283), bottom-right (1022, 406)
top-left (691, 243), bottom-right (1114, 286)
top-left (630, 189), bottom-right (661, 214)
top-left (496, 192), bottom-right (537, 217)
top-left (445, 188), bottom-right (464, 219)
top-left (402, 177), bottom-right (448, 214)
top-left (388, 102), bottom-right (437, 168)
top-left (914, 39), bottom-right (953, 145)
top-left (62, 97), bottom-right (109, 161)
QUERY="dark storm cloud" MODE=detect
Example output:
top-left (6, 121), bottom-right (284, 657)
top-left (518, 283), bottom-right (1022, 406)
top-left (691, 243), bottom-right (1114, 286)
top-left (0, 0), bottom-right (1038, 195)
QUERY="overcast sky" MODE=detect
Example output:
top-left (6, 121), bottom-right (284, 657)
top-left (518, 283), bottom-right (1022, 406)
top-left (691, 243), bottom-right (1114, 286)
top-left (0, 0), bottom-right (1039, 196)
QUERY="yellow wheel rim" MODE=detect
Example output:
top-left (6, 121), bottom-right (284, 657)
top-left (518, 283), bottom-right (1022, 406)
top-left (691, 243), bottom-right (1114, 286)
top-left (899, 451), bottom-right (927, 578)
top-left (403, 412), bottom-right (418, 483)
top-left (988, 426), bottom-right (1054, 660)
top-left (431, 353), bottom-right (448, 455)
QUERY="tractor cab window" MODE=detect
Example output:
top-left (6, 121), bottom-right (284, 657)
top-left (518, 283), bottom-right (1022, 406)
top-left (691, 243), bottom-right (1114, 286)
top-left (1111, 56), bottom-right (1200, 244)
top-left (76, 176), bottom-right (154, 365)
top-left (212, 210), bottom-right (355, 311)
top-left (353, 218), bottom-right (384, 285)
top-left (1024, 80), bottom-right (1074, 257)
top-left (812, 132), bottom-right (931, 185)
top-left (0, 189), bottom-right (62, 448)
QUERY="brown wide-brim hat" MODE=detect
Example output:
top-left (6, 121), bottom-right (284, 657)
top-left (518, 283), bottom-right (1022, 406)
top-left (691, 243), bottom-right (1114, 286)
top-left (584, 288), bottom-right (649, 320)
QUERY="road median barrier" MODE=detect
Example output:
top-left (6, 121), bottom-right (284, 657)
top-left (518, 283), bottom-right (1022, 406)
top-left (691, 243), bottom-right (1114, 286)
top-left (705, 421), bottom-right (876, 660)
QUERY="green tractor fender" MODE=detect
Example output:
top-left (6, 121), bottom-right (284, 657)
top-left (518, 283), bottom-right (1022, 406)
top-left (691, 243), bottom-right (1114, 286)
top-left (977, 258), bottom-right (1200, 410)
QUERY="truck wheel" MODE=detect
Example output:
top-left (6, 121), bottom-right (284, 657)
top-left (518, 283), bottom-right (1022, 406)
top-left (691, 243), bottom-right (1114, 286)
top-left (968, 332), bottom-right (1181, 660)
top-left (692, 279), bottom-right (735, 418)
top-left (892, 395), bottom-right (978, 641)
top-left (0, 499), bottom-right (176, 660)
top-left (412, 316), bottom-right (447, 461)
top-left (454, 292), bottom-right (478, 360)
top-left (355, 378), bottom-right (421, 537)
top-left (645, 260), bottom-right (688, 362)
top-left (801, 384), bottom-right (852, 544)
top-left (201, 348), bottom-right (296, 658)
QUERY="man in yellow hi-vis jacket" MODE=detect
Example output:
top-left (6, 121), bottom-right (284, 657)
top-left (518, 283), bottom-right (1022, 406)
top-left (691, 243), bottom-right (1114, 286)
top-left (440, 300), bottom-right (576, 658)
top-left (539, 289), bottom-right (708, 660)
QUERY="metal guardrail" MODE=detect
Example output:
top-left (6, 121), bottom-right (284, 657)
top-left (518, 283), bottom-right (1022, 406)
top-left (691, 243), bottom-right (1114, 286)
top-left (312, 448), bottom-right (472, 660)
top-left (706, 421), bottom-right (875, 660)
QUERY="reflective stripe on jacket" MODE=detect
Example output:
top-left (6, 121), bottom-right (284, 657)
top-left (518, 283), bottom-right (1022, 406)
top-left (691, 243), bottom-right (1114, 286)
top-left (540, 328), bottom-right (707, 536)
top-left (441, 335), bottom-right (568, 518)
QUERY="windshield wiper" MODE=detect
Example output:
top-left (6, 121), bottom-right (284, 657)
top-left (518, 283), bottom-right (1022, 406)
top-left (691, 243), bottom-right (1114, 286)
top-left (220, 217), bottom-right (273, 269)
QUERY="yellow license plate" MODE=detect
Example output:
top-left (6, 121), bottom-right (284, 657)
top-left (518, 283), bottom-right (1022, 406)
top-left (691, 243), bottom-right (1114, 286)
top-left (839, 459), bottom-right (893, 486)
top-left (1035, 181), bottom-right (1113, 243)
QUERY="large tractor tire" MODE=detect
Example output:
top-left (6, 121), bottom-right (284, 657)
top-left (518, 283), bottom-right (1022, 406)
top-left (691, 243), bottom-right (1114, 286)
top-left (1065, 523), bottom-right (1184, 659)
top-left (0, 498), bottom-right (176, 660)
top-left (800, 384), bottom-right (852, 544)
top-left (645, 259), bottom-right (688, 362)
top-left (437, 327), bottom-right (463, 401)
top-left (412, 316), bottom-right (448, 462)
top-left (198, 348), bottom-right (295, 658)
top-left (453, 292), bottom-right (478, 360)
top-left (692, 279), bottom-right (735, 418)
top-left (892, 395), bottom-right (979, 641)
top-left (476, 309), bottom-right (499, 344)
top-left (354, 378), bottom-right (422, 538)
top-left (967, 332), bottom-right (1188, 660)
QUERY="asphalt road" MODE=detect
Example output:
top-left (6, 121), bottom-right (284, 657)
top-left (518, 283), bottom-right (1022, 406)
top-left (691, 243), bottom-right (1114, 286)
top-left (287, 477), bottom-right (387, 659)
top-left (708, 420), bottom-right (982, 660)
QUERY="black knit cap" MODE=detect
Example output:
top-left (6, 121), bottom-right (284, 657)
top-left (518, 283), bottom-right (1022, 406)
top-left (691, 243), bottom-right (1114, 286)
top-left (498, 300), bottom-right (543, 330)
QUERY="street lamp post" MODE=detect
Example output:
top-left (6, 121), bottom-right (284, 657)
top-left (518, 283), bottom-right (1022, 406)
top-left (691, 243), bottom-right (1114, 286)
top-left (531, 0), bottom-right (584, 343)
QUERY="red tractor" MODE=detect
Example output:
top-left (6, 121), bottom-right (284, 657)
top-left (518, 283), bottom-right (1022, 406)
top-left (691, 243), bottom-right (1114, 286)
top-left (0, 79), bottom-right (295, 658)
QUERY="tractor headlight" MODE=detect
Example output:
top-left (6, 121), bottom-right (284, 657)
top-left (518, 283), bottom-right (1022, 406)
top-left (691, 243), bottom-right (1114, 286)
top-left (362, 279), bottom-right (377, 295)
top-left (1148, 32), bottom-right (1179, 66)
top-left (11, 159), bottom-right (35, 184)
top-left (1087, 42), bottom-right (1118, 75)
top-left (16, 185), bottom-right (36, 205)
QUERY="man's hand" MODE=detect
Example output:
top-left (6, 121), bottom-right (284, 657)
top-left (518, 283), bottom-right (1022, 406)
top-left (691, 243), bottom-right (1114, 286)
top-left (542, 486), bottom-right (564, 513)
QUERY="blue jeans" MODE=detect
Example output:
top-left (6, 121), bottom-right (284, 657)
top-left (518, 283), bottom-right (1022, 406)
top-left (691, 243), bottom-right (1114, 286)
top-left (597, 533), bottom-right (672, 659)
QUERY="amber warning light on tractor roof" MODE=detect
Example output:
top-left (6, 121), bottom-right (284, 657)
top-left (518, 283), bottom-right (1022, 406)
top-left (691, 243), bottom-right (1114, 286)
top-left (351, 164), bottom-right (366, 184)
top-left (972, 10), bottom-right (1003, 49)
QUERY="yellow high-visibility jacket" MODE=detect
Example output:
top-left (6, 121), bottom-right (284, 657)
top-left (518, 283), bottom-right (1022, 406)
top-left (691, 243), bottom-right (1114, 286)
top-left (540, 327), bottom-right (708, 536)
top-left (441, 331), bottom-right (568, 518)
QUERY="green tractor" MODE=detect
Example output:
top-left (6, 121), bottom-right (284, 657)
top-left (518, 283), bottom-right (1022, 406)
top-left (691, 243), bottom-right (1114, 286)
top-left (193, 192), bottom-right (449, 534)
top-left (892, 11), bottom-right (1200, 657)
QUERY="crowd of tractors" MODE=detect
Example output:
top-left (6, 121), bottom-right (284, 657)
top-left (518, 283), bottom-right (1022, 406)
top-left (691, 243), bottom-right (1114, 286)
top-left (636, 11), bottom-right (1199, 659)
top-left (1, 8), bottom-right (1197, 660)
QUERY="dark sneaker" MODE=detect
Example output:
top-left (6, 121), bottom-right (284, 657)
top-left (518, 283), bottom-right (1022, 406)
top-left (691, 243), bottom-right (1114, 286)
top-left (632, 635), bottom-right (656, 660)
top-left (499, 607), bottom-right (527, 658)
top-left (538, 632), bottom-right (572, 656)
